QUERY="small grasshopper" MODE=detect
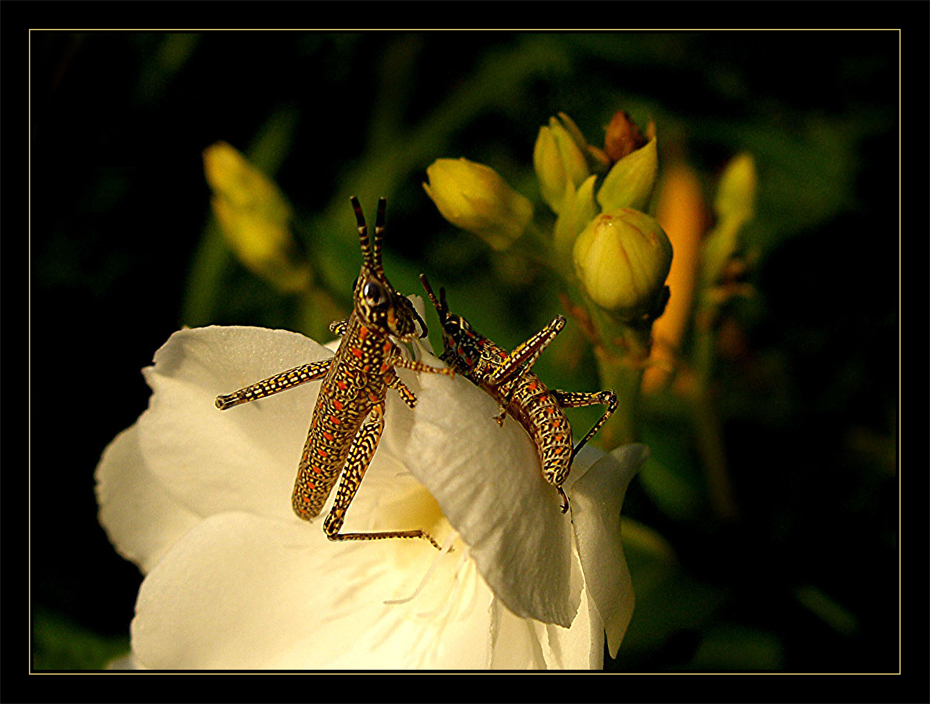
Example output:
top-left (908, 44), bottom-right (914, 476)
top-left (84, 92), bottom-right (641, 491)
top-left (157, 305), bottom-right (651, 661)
top-left (216, 197), bottom-right (453, 549)
top-left (420, 274), bottom-right (617, 513)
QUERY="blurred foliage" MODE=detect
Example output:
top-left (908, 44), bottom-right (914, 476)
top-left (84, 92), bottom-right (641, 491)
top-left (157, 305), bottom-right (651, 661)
top-left (32, 608), bottom-right (130, 671)
top-left (31, 30), bottom-right (899, 673)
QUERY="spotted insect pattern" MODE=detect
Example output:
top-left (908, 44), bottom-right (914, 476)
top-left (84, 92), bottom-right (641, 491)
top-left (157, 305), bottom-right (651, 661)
top-left (420, 274), bottom-right (617, 513)
top-left (216, 198), bottom-right (453, 548)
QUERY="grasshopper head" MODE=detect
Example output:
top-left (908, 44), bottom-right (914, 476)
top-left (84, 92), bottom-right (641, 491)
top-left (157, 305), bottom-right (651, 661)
top-left (351, 197), bottom-right (427, 341)
top-left (419, 273), bottom-right (485, 374)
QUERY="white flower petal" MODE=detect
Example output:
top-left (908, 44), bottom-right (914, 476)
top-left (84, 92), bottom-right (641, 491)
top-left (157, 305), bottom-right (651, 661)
top-left (105, 653), bottom-right (138, 670)
top-left (95, 424), bottom-right (202, 574)
top-left (137, 326), bottom-right (331, 520)
top-left (132, 510), bottom-right (495, 670)
top-left (569, 443), bottom-right (648, 658)
top-left (489, 598), bottom-right (548, 669)
top-left (403, 359), bottom-right (582, 628)
top-left (487, 570), bottom-right (602, 670)
top-left (538, 563), bottom-right (605, 669)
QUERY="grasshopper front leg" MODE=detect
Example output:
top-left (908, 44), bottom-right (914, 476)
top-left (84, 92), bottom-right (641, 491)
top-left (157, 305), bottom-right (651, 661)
top-left (383, 356), bottom-right (456, 409)
top-left (216, 359), bottom-right (332, 410)
top-left (328, 319), bottom-right (350, 337)
top-left (322, 403), bottom-right (442, 549)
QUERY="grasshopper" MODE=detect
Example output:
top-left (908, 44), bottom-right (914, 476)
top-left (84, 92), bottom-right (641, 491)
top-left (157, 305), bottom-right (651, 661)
top-left (216, 197), bottom-right (453, 548)
top-left (420, 274), bottom-right (617, 513)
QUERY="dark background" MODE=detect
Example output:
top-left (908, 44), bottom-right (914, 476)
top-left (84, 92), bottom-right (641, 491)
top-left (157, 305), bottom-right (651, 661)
top-left (26, 19), bottom-right (918, 681)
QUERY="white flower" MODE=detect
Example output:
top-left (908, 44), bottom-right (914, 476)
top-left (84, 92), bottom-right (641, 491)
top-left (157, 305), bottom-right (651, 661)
top-left (95, 323), bottom-right (645, 669)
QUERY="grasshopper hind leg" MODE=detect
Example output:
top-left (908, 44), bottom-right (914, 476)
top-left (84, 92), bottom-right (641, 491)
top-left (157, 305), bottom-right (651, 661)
top-left (321, 404), bottom-right (442, 550)
top-left (551, 389), bottom-right (619, 461)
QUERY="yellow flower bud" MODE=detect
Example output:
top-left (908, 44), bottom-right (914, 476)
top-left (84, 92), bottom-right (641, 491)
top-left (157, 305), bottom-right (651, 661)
top-left (533, 113), bottom-right (591, 214)
top-left (203, 141), bottom-right (310, 292)
top-left (596, 136), bottom-right (658, 213)
top-left (714, 152), bottom-right (757, 228)
top-left (423, 158), bottom-right (533, 251)
top-left (553, 174), bottom-right (597, 257)
top-left (573, 208), bottom-right (673, 318)
top-left (702, 152), bottom-right (757, 286)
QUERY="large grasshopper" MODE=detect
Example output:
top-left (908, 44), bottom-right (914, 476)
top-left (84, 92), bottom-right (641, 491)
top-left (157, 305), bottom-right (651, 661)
top-left (420, 274), bottom-right (617, 513)
top-left (216, 198), bottom-right (453, 548)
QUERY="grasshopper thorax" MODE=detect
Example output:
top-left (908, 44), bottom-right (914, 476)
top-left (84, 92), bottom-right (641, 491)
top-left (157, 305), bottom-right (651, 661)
top-left (419, 273), bottom-right (486, 374)
top-left (351, 197), bottom-right (427, 342)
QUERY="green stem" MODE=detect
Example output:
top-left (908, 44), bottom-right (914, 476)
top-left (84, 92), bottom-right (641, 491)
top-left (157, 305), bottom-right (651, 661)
top-left (180, 221), bottom-right (232, 328)
top-left (594, 346), bottom-right (642, 448)
top-left (691, 304), bottom-right (739, 522)
top-left (692, 385), bottom-right (738, 522)
top-left (587, 302), bottom-right (653, 448)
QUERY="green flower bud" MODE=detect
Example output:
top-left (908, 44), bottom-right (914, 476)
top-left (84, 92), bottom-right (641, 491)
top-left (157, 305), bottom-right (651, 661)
top-left (533, 113), bottom-right (591, 214)
top-left (573, 208), bottom-right (673, 318)
top-left (424, 158), bottom-right (534, 251)
top-left (596, 136), bottom-right (658, 213)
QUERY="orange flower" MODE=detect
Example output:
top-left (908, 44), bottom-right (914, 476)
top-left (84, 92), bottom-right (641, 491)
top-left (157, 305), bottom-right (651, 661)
top-left (642, 161), bottom-right (706, 393)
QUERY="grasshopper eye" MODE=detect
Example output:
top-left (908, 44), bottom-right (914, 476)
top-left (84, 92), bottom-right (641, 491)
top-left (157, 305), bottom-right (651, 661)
top-left (363, 282), bottom-right (385, 307)
top-left (446, 314), bottom-right (470, 333)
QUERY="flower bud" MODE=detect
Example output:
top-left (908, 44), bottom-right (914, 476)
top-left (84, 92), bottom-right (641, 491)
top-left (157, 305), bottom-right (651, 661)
top-left (423, 158), bottom-right (533, 251)
top-left (603, 110), bottom-right (649, 163)
top-left (203, 141), bottom-right (310, 292)
top-left (702, 153), bottom-right (757, 286)
top-left (573, 208), bottom-right (673, 318)
top-left (553, 174), bottom-right (597, 257)
top-left (714, 152), bottom-right (756, 228)
top-left (533, 113), bottom-right (591, 214)
top-left (596, 135), bottom-right (658, 213)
